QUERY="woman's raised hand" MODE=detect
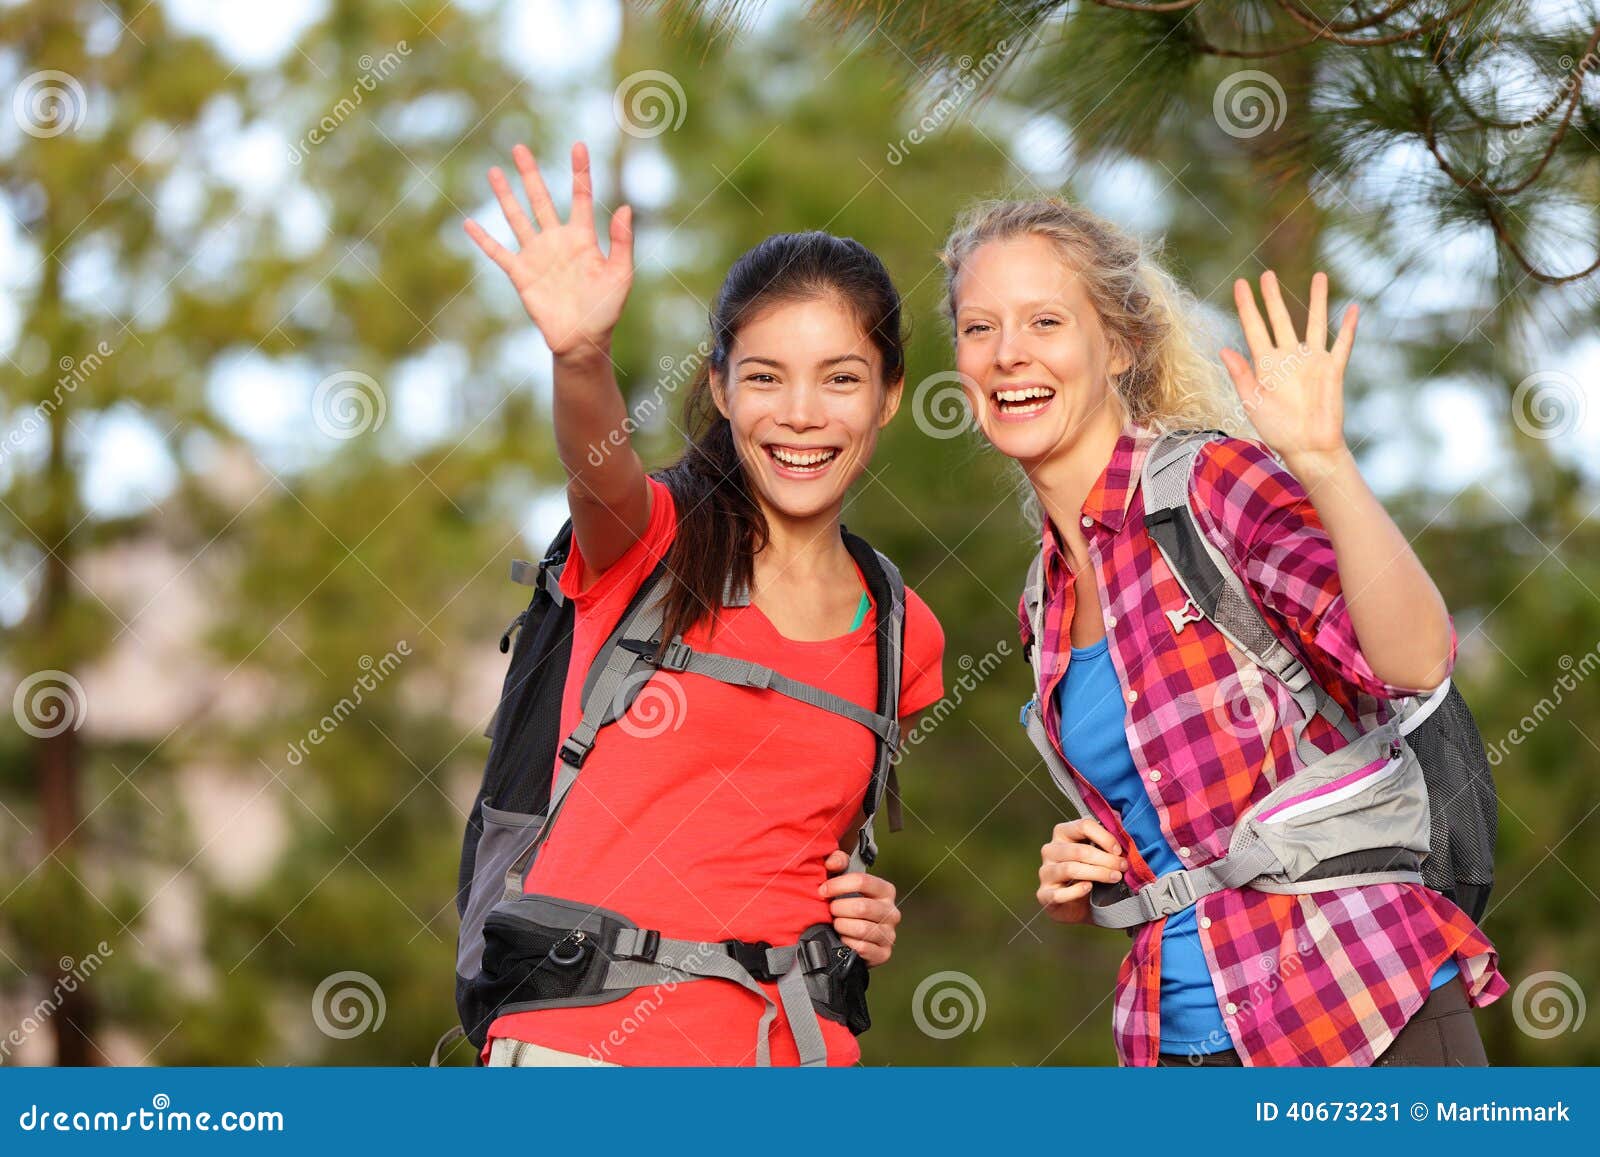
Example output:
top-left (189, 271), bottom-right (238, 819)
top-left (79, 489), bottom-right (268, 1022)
top-left (464, 141), bottom-right (634, 360)
top-left (1221, 270), bottom-right (1357, 465)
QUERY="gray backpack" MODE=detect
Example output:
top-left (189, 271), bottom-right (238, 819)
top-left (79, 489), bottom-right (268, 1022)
top-left (1020, 429), bottom-right (1497, 930)
top-left (430, 517), bottom-right (907, 1066)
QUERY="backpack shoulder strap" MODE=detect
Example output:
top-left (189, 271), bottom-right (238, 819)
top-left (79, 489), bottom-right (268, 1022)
top-left (841, 531), bottom-right (906, 871)
top-left (1139, 429), bottom-right (1357, 765)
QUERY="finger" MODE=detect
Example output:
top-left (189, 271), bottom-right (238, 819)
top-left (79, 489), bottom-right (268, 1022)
top-left (821, 871), bottom-right (892, 900)
top-left (512, 143), bottom-right (562, 231)
top-left (828, 896), bottom-right (898, 922)
top-left (1233, 278), bottom-right (1273, 364)
top-left (608, 204), bottom-right (634, 275)
top-left (1042, 840), bottom-right (1126, 873)
top-left (486, 167), bottom-right (537, 248)
top-left (569, 141), bottom-right (595, 231)
top-left (1053, 817), bottom-right (1120, 852)
top-left (822, 850), bottom-right (850, 876)
top-left (463, 218), bottom-right (515, 275)
top-left (1331, 303), bottom-right (1359, 370)
top-left (1052, 881), bottom-right (1092, 904)
top-left (844, 938), bottom-right (890, 965)
top-left (832, 917), bottom-right (893, 946)
top-left (1219, 347), bottom-right (1263, 408)
top-left (1040, 859), bottom-right (1124, 887)
top-left (1307, 271), bottom-right (1328, 351)
top-left (1260, 270), bottom-right (1298, 349)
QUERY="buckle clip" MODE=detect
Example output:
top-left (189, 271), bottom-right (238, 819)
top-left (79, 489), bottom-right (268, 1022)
top-left (1139, 871), bottom-right (1197, 922)
top-left (722, 938), bottom-right (776, 981)
top-left (558, 738), bottom-right (589, 768)
top-left (1164, 599), bottom-right (1204, 634)
top-left (615, 927), bottom-right (660, 963)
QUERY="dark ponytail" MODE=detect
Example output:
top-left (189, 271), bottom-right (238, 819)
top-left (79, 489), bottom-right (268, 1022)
top-left (654, 231), bottom-right (905, 648)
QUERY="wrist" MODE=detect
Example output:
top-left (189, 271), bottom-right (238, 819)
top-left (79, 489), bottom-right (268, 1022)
top-left (552, 339), bottom-right (614, 372)
top-left (1283, 443), bottom-right (1355, 487)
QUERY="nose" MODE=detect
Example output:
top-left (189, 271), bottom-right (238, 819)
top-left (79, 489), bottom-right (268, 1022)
top-left (776, 380), bottom-right (825, 431)
top-left (994, 323), bottom-right (1029, 371)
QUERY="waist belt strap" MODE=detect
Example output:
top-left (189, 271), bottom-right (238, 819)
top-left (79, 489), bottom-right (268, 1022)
top-left (607, 929), bottom-right (830, 1066)
top-left (1087, 839), bottom-right (1283, 929)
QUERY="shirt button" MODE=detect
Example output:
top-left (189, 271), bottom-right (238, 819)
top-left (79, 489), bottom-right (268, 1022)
top-left (1105, 614), bottom-right (1117, 628)
top-left (1080, 515), bottom-right (1093, 528)
top-left (1126, 689), bottom-right (1138, 703)
top-left (1148, 768), bottom-right (1162, 782)
top-left (1225, 1001), bottom-right (1238, 1014)
top-left (1177, 846), bottom-right (1190, 857)
top-left (1200, 916), bottom-right (1212, 929)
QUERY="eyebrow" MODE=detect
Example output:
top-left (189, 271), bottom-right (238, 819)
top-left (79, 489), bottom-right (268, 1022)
top-left (957, 298), bottom-right (1066, 317)
top-left (735, 353), bottom-right (872, 371)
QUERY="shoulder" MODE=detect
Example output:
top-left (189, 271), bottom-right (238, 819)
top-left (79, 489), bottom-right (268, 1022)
top-left (558, 475), bottom-right (679, 604)
top-left (1187, 433), bottom-right (1315, 539)
top-left (898, 583), bottom-right (945, 713)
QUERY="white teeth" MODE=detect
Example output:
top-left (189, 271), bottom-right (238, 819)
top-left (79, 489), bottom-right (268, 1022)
top-left (994, 386), bottom-right (1055, 403)
top-left (770, 446), bottom-right (839, 468)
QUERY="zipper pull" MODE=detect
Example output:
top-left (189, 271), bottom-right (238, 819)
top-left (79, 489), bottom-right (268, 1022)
top-left (499, 609), bottom-right (529, 653)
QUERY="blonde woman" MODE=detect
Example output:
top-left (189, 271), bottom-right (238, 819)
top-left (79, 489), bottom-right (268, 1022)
top-left (940, 199), bottom-right (1507, 1065)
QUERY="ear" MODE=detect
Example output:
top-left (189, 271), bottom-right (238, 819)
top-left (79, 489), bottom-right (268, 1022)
top-left (1108, 340), bottom-right (1133, 381)
top-left (710, 369), bottom-right (731, 420)
top-left (878, 372), bottom-right (905, 428)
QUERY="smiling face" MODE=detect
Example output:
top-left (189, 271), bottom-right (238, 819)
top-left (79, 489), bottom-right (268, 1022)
top-left (951, 233), bottom-right (1131, 467)
top-left (712, 294), bottom-right (903, 525)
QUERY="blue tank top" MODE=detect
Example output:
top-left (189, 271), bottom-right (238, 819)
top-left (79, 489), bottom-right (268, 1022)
top-left (1053, 637), bottom-right (1456, 1053)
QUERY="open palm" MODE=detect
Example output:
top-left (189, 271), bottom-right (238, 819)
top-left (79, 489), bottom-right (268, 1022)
top-left (1221, 270), bottom-right (1357, 459)
top-left (464, 141), bottom-right (633, 359)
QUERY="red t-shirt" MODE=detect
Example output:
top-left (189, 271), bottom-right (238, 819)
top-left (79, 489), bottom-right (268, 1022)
top-left (483, 477), bottom-right (945, 1065)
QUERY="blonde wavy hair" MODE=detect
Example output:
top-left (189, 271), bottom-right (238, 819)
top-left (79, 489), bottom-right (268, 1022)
top-left (939, 197), bottom-right (1249, 438)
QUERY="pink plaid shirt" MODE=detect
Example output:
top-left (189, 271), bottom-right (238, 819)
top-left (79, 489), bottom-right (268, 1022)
top-left (1019, 422), bottom-right (1507, 1066)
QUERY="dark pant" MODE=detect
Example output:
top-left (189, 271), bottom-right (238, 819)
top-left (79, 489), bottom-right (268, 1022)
top-left (1155, 976), bottom-right (1488, 1066)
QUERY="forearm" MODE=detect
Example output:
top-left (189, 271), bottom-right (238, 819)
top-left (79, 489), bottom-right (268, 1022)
top-left (552, 344), bottom-right (650, 573)
top-left (1284, 446), bottom-right (1452, 691)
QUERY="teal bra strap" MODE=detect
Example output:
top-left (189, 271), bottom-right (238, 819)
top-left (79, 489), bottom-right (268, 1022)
top-left (849, 589), bottom-right (871, 631)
